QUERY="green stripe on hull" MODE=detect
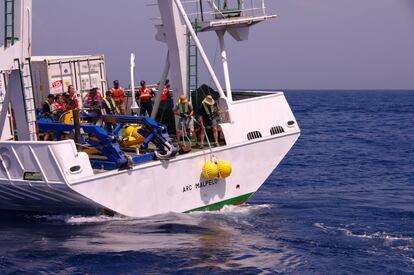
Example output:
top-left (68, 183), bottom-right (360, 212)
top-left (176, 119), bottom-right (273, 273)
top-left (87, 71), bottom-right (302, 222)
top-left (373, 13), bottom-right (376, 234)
top-left (185, 193), bottom-right (254, 213)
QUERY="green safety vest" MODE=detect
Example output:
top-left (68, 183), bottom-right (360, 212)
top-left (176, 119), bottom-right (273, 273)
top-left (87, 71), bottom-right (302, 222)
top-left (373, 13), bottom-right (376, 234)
top-left (178, 100), bottom-right (188, 114)
top-left (103, 97), bottom-right (116, 112)
top-left (202, 102), bottom-right (215, 116)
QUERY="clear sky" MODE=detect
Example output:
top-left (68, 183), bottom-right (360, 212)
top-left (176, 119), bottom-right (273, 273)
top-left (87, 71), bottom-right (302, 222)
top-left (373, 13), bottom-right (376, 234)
top-left (9, 1), bottom-right (414, 90)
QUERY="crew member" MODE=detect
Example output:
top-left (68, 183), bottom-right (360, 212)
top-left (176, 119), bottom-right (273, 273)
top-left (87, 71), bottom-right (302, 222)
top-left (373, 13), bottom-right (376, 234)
top-left (42, 94), bottom-right (55, 118)
top-left (42, 94), bottom-right (55, 140)
top-left (102, 91), bottom-right (119, 115)
top-left (50, 94), bottom-right (66, 117)
top-left (198, 95), bottom-right (220, 147)
top-left (136, 80), bottom-right (154, 116)
top-left (111, 80), bottom-right (126, 114)
top-left (161, 79), bottom-right (170, 101)
top-left (174, 95), bottom-right (197, 146)
top-left (84, 88), bottom-right (102, 108)
top-left (64, 85), bottom-right (79, 108)
top-left (84, 88), bottom-right (103, 118)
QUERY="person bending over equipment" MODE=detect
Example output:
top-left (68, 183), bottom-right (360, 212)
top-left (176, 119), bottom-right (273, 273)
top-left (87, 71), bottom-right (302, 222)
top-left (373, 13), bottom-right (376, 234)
top-left (102, 90), bottom-right (119, 115)
top-left (174, 95), bottom-right (197, 146)
top-left (198, 95), bottom-right (220, 148)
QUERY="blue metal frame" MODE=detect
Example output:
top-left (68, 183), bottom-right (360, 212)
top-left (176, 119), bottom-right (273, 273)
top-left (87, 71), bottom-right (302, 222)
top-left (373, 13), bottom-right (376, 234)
top-left (38, 115), bottom-right (176, 170)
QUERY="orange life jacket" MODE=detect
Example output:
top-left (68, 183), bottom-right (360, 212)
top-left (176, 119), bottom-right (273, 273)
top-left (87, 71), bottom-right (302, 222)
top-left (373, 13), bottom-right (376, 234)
top-left (111, 88), bottom-right (125, 102)
top-left (161, 87), bottom-right (169, 101)
top-left (139, 88), bottom-right (153, 102)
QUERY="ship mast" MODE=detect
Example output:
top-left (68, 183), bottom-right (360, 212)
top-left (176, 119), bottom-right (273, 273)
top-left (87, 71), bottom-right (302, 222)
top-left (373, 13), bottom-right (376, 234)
top-left (154, 0), bottom-right (275, 121)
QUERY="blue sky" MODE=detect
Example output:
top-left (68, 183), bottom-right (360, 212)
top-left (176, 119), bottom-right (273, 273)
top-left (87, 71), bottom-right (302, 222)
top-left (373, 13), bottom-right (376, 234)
top-left (7, 1), bottom-right (414, 90)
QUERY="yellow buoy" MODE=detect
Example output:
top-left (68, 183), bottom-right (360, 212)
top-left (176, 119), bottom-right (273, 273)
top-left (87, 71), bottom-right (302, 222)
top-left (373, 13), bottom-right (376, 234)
top-left (60, 110), bottom-right (74, 124)
top-left (119, 136), bottom-right (139, 148)
top-left (125, 126), bottom-right (145, 144)
top-left (125, 126), bottom-right (135, 136)
top-left (218, 160), bottom-right (232, 178)
top-left (202, 161), bottom-right (219, 179)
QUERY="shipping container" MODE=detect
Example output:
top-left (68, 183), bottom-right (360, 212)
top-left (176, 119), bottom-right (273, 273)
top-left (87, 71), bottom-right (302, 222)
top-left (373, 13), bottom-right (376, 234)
top-left (31, 55), bottom-right (108, 108)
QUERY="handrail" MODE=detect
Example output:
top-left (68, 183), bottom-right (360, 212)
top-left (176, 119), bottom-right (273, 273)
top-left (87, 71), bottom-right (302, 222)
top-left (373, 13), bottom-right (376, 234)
top-left (181, 0), bottom-right (270, 22)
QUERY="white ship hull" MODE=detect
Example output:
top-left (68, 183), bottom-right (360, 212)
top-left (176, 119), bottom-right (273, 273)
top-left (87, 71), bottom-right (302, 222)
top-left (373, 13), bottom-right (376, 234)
top-left (0, 93), bottom-right (300, 217)
top-left (0, 132), bottom-right (299, 217)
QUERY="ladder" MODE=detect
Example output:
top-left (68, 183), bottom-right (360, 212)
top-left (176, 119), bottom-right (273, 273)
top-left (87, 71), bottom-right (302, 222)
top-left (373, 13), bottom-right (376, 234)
top-left (187, 18), bottom-right (199, 96)
top-left (4, 0), bottom-right (17, 46)
top-left (0, 72), bottom-right (14, 140)
top-left (20, 59), bottom-right (37, 140)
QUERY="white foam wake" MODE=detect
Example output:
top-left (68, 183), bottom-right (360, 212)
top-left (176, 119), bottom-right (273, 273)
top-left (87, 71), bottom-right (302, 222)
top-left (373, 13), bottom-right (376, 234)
top-left (32, 214), bottom-right (132, 224)
top-left (32, 204), bottom-right (272, 224)
top-left (188, 203), bottom-right (271, 215)
top-left (65, 215), bottom-right (132, 224)
top-left (313, 223), bottom-right (414, 242)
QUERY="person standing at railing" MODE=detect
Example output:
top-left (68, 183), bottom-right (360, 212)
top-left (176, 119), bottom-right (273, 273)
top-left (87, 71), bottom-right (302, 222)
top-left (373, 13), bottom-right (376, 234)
top-left (160, 80), bottom-right (171, 102)
top-left (136, 80), bottom-right (155, 116)
top-left (111, 80), bottom-right (126, 114)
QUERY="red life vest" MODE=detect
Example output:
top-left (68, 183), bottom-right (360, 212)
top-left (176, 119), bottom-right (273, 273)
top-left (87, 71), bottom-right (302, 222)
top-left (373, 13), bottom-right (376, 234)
top-left (86, 93), bottom-right (102, 107)
top-left (53, 102), bottom-right (64, 112)
top-left (111, 88), bottom-right (125, 102)
top-left (65, 92), bottom-right (79, 108)
top-left (73, 94), bottom-right (79, 108)
top-left (139, 88), bottom-right (153, 102)
top-left (161, 87), bottom-right (169, 101)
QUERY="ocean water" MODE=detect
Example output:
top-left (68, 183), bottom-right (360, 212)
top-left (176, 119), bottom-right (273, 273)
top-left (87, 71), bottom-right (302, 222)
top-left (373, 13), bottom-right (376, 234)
top-left (0, 90), bottom-right (413, 274)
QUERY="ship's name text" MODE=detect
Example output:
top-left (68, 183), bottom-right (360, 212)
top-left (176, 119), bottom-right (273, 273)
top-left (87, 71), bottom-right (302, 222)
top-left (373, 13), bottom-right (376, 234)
top-left (182, 179), bottom-right (219, 193)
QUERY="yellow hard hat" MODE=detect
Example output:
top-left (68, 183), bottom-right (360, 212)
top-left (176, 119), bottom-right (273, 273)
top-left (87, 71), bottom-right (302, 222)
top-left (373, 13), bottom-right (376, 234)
top-left (179, 95), bottom-right (188, 103)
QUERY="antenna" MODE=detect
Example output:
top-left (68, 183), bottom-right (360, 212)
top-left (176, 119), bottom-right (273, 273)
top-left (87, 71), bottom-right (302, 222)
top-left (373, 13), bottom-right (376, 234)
top-left (130, 53), bottom-right (139, 114)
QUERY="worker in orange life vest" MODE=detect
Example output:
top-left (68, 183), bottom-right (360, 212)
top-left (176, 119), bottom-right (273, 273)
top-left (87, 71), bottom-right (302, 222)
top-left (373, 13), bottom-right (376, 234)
top-left (111, 80), bottom-right (126, 114)
top-left (50, 94), bottom-right (66, 117)
top-left (64, 85), bottom-right (79, 109)
top-left (160, 79), bottom-right (171, 101)
top-left (135, 80), bottom-right (155, 116)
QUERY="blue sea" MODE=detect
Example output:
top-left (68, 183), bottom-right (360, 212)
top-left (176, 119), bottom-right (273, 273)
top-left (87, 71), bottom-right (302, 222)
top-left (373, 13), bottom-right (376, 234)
top-left (0, 90), bottom-right (413, 274)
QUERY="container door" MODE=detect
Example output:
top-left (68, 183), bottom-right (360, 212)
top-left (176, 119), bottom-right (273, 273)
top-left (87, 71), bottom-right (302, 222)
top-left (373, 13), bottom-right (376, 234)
top-left (75, 57), bottom-right (107, 106)
top-left (47, 61), bottom-right (76, 95)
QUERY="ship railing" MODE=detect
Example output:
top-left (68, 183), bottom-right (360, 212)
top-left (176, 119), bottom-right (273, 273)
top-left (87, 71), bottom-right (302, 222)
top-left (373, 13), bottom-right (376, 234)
top-left (181, 0), bottom-right (270, 23)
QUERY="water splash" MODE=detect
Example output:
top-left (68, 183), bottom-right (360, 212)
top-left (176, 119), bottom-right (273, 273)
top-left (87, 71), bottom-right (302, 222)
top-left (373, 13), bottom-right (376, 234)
top-left (313, 223), bottom-right (414, 242)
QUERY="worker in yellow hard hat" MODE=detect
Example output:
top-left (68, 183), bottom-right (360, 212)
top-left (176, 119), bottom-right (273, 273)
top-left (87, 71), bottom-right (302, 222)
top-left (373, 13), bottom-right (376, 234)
top-left (198, 95), bottom-right (220, 148)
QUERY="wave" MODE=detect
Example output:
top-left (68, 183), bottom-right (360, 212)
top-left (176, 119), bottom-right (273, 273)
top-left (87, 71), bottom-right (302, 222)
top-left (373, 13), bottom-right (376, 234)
top-left (189, 203), bottom-right (272, 217)
top-left (31, 214), bottom-right (132, 224)
top-left (65, 215), bottom-right (133, 224)
top-left (313, 223), bottom-right (414, 242)
top-left (29, 203), bottom-right (272, 225)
